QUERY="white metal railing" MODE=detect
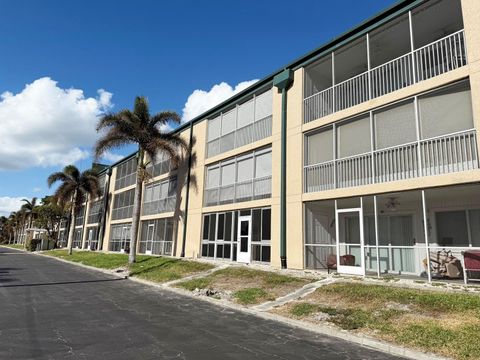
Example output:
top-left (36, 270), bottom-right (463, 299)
top-left (374, 142), bottom-right (419, 183)
top-left (207, 115), bottom-right (272, 158)
top-left (336, 152), bottom-right (372, 188)
top-left (420, 129), bottom-right (478, 176)
top-left (334, 71), bottom-right (369, 112)
top-left (142, 196), bottom-right (176, 216)
top-left (414, 30), bottom-right (467, 82)
top-left (371, 52), bottom-right (414, 98)
top-left (304, 30), bottom-right (467, 123)
top-left (204, 176), bottom-right (272, 206)
top-left (304, 129), bottom-right (478, 193)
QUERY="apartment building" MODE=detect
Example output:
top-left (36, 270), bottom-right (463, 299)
top-left (60, 0), bottom-right (480, 282)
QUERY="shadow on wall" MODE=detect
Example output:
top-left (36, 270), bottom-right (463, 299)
top-left (172, 135), bottom-right (198, 256)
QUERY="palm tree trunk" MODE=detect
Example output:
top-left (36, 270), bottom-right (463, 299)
top-left (128, 154), bottom-right (144, 264)
top-left (67, 192), bottom-right (77, 256)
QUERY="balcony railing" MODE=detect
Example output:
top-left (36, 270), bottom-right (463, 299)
top-left (304, 30), bottom-right (467, 123)
top-left (142, 196), bottom-right (176, 216)
top-left (204, 176), bottom-right (272, 206)
top-left (304, 129), bottom-right (478, 193)
top-left (207, 115), bottom-right (272, 158)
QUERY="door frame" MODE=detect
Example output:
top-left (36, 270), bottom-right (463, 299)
top-left (145, 223), bottom-right (155, 255)
top-left (335, 199), bottom-right (365, 276)
top-left (237, 215), bottom-right (252, 263)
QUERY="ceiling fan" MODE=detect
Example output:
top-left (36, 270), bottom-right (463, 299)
top-left (385, 197), bottom-right (399, 212)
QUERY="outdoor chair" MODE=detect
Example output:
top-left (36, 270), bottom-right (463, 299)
top-left (462, 250), bottom-right (480, 284)
top-left (327, 254), bottom-right (356, 274)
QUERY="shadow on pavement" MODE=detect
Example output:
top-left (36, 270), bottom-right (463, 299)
top-left (0, 277), bottom-right (126, 288)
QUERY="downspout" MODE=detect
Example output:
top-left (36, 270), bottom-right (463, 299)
top-left (273, 69), bottom-right (294, 269)
top-left (181, 121), bottom-right (194, 257)
top-left (98, 167), bottom-right (112, 251)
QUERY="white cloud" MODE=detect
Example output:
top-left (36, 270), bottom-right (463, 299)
top-left (0, 197), bottom-right (25, 217)
top-left (101, 150), bottom-right (124, 163)
top-left (32, 187), bottom-right (42, 193)
top-left (0, 77), bottom-right (113, 170)
top-left (182, 79), bottom-right (258, 122)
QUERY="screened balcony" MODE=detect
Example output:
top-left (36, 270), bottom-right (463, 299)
top-left (206, 90), bottom-right (273, 158)
top-left (204, 148), bottom-right (272, 207)
top-left (305, 183), bottom-right (480, 282)
top-left (142, 177), bottom-right (177, 216)
top-left (304, 81), bottom-right (479, 193)
top-left (304, 0), bottom-right (467, 123)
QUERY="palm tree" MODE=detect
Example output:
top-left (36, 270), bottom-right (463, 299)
top-left (20, 197), bottom-right (38, 248)
top-left (95, 96), bottom-right (187, 263)
top-left (47, 165), bottom-right (101, 255)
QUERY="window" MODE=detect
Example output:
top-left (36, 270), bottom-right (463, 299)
top-left (111, 189), bottom-right (135, 220)
top-left (419, 81), bottom-right (473, 139)
top-left (204, 148), bottom-right (272, 206)
top-left (374, 100), bottom-right (416, 150)
top-left (88, 200), bottom-right (103, 224)
top-left (336, 115), bottom-right (371, 158)
top-left (73, 228), bottom-right (83, 248)
top-left (75, 206), bottom-right (85, 227)
top-left (306, 128), bottom-right (333, 165)
top-left (142, 177), bottom-right (177, 215)
top-left (206, 89), bottom-right (273, 157)
top-left (114, 157), bottom-right (137, 190)
top-left (147, 152), bottom-right (172, 178)
top-left (435, 211), bottom-right (469, 247)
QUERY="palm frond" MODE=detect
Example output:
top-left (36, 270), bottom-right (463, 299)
top-left (47, 172), bottom-right (69, 187)
top-left (149, 111), bottom-right (181, 129)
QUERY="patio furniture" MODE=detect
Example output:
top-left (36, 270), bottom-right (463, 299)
top-left (423, 250), bottom-right (463, 279)
top-left (462, 250), bottom-right (480, 284)
top-left (327, 254), bottom-right (356, 274)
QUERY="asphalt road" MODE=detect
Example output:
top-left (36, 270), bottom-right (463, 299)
top-left (0, 247), bottom-right (404, 360)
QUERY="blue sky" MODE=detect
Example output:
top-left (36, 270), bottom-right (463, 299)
top-left (0, 0), bottom-right (396, 215)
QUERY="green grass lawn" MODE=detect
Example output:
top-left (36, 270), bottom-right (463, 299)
top-left (176, 267), bottom-right (310, 305)
top-left (279, 283), bottom-right (480, 360)
top-left (1, 244), bottom-right (25, 250)
top-left (45, 250), bottom-right (214, 283)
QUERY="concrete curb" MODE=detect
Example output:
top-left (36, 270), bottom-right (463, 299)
top-left (31, 251), bottom-right (450, 360)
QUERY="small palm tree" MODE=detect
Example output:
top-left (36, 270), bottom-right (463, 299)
top-left (21, 197), bottom-right (38, 245)
top-left (47, 165), bottom-right (101, 255)
top-left (95, 96), bottom-right (187, 263)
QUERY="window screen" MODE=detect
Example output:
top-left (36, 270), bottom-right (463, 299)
top-left (469, 210), bottom-right (480, 247)
top-left (435, 211), bottom-right (469, 246)
top-left (237, 99), bottom-right (254, 128)
top-left (237, 157), bottom-right (254, 182)
top-left (221, 109), bottom-right (236, 135)
top-left (255, 151), bottom-right (272, 178)
top-left (221, 162), bottom-right (235, 186)
top-left (208, 116), bottom-right (221, 141)
top-left (337, 115), bottom-right (371, 158)
top-left (419, 82), bottom-right (473, 139)
top-left (374, 100), bottom-right (416, 149)
top-left (255, 90), bottom-right (272, 121)
top-left (306, 128), bottom-right (333, 165)
top-left (206, 167), bottom-right (220, 188)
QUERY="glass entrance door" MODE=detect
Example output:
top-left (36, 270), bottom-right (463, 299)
top-left (145, 224), bottom-right (154, 255)
top-left (120, 226), bottom-right (130, 253)
top-left (237, 215), bottom-right (251, 263)
top-left (87, 229), bottom-right (94, 250)
top-left (336, 206), bottom-right (365, 275)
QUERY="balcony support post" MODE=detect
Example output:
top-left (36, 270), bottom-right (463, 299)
top-left (273, 69), bottom-right (294, 269)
